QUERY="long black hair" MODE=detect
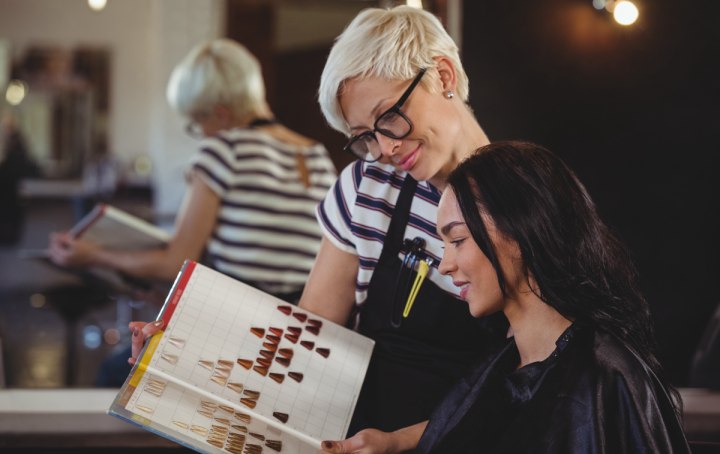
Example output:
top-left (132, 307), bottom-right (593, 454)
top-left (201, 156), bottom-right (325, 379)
top-left (447, 141), bottom-right (670, 392)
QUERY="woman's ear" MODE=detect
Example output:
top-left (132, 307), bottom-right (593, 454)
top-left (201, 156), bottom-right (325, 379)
top-left (434, 57), bottom-right (458, 93)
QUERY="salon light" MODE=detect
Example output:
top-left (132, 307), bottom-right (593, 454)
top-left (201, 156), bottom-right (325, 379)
top-left (612, 1), bottom-right (639, 26)
top-left (88, 0), bottom-right (107, 12)
top-left (5, 79), bottom-right (27, 106)
top-left (406, 0), bottom-right (423, 9)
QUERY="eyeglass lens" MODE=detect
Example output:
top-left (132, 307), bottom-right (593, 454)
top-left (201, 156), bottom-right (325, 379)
top-left (349, 112), bottom-right (412, 161)
top-left (345, 68), bottom-right (425, 162)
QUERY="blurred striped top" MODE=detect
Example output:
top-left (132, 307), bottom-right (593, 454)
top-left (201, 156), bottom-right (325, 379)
top-left (190, 127), bottom-right (337, 295)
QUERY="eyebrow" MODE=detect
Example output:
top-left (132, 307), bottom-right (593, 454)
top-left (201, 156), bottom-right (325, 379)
top-left (369, 98), bottom-right (389, 119)
top-left (440, 221), bottom-right (466, 237)
top-left (348, 125), bottom-right (368, 133)
top-left (347, 97), bottom-right (392, 133)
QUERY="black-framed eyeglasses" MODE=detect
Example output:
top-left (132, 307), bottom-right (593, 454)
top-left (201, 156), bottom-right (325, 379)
top-left (344, 68), bottom-right (427, 163)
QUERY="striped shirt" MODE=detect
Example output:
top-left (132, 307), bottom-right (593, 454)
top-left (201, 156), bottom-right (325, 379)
top-left (317, 160), bottom-right (462, 305)
top-left (190, 127), bottom-right (337, 295)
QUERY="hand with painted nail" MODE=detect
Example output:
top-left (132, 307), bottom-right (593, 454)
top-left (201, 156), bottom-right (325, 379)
top-left (127, 319), bottom-right (165, 365)
top-left (320, 429), bottom-right (397, 454)
top-left (320, 421), bottom-right (426, 454)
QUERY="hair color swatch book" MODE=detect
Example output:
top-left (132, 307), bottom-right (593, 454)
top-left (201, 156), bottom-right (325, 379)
top-left (109, 260), bottom-right (375, 454)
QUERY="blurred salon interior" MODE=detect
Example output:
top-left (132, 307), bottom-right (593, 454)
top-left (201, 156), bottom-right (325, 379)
top-left (0, 0), bottom-right (718, 452)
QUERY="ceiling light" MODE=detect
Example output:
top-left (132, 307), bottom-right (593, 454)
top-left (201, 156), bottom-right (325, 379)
top-left (88, 0), bottom-right (107, 12)
top-left (613, 1), bottom-right (639, 26)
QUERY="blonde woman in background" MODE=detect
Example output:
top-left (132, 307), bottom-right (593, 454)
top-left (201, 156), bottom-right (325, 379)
top-left (50, 39), bottom-right (337, 385)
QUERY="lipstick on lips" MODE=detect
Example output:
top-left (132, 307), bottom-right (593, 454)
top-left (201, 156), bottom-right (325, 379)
top-left (454, 281), bottom-right (469, 300)
top-left (397, 146), bottom-right (420, 171)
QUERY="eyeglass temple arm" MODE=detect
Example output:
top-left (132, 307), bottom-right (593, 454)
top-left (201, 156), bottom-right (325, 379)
top-left (395, 68), bottom-right (427, 108)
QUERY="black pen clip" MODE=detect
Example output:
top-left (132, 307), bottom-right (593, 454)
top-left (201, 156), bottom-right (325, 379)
top-left (391, 237), bottom-right (426, 328)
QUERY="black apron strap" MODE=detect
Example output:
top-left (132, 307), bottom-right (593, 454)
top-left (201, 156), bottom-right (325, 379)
top-left (378, 175), bottom-right (418, 262)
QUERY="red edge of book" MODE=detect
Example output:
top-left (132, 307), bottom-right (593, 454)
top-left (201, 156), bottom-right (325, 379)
top-left (160, 260), bottom-right (197, 327)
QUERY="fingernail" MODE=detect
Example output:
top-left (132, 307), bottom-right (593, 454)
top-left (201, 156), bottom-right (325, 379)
top-left (322, 441), bottom-right (334, 449)
top-left (151, 320), bottom-right (164, 328)
top-left (133, 328), bottom-right (140, 337)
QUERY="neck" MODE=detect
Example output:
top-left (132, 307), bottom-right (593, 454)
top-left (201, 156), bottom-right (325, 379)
top-left (504, 292), bottom-right (572, 368)
top-left (429, 109), bottom-right (490, 190)
top-left (236, 106), bottom-right (274, 128)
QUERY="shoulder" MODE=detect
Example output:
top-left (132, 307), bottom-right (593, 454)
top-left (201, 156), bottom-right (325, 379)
top-left (336, 160), bottom-right (428, 198)
top-left (204, 128), bottom-right (311, 166)
top-left (556, 329), bottom-right (657, 390)
top-left (589, 330), bottom-right (655, 381)
top-left (524, 329), bottom-right (689, 453)
top-left (263, 124), bottom-right (319, 148)
top-left (196, 128), bottom-right (267, 160)
top-left (561, 329), bottom-right (676, 418)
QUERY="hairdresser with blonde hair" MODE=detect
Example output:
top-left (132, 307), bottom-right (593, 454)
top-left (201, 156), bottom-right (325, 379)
top-left (301, 6), bottom-right (508, 452)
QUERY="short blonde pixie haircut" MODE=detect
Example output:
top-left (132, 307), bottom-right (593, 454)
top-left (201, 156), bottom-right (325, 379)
top-left (319, 6), bottom-right (469, 136)
top-left (167, 38), bottom-right (267, 120)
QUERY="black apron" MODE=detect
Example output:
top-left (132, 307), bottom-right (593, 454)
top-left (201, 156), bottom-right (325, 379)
top-left (348, 176), bottom-right (508, 435)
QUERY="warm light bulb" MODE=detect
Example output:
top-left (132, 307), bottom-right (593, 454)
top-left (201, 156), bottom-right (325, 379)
top-left (613, 1), bottom-right (639, 26)
top-left (88, 0), bottom-right (107, 12)
top-left (406, 0), bottom-right (423, 9)
top-left (5, 79), bottom-right (27, 105)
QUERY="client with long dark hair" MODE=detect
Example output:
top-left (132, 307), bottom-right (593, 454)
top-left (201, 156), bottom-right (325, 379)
top-left (416, 141), bottom-right (689, 453)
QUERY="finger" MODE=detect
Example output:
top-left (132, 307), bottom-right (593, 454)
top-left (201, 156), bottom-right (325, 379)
top-left (47, 247), bottom-right (68, 265)
top-left (142, 319), bottom-right (164, 337)
top-left (132, 320), bottom-right (164, 357)
top-left (128, 321), bottom-right (148, 332)
top-left (51, 232), bottom-right (72, 247)
top-left (131, 327), bottom-right (144, 360)
top-left (320, 441), bottom-right (345, 453)
top-left (129, 320), bottom-right (164, 365)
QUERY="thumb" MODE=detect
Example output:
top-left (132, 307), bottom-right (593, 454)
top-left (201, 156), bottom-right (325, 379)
top-left (321, 440), bottom-right (346, 453)
top-left (321, 437), bottom-right (367, 454)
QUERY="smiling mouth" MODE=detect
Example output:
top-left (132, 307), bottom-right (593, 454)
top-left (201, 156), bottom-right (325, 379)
top-left (396, 146), bottom-right (419, 171)
top-left (454, 282), bottom-right (469, 300)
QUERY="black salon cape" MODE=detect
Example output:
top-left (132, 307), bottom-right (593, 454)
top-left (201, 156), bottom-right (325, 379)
top-left (416, 326), bottom-right (690, 453)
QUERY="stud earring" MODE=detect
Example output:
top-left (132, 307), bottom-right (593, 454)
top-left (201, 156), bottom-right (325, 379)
top-left (444, 90), bottom-right (454, 99)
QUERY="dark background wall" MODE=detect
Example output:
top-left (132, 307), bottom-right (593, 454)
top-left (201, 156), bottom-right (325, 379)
top-left (226, 0), bottom-right (718, 386)
top-left (464, 0), bottom-right (719, 385)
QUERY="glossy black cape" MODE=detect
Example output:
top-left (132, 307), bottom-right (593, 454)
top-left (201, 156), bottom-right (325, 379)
top-left (416, 327), bottom-right (690, 453)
